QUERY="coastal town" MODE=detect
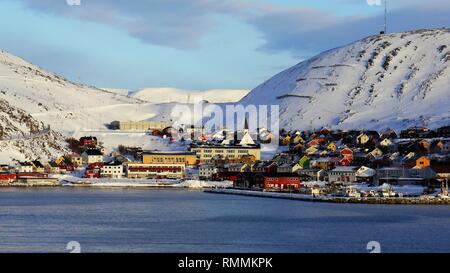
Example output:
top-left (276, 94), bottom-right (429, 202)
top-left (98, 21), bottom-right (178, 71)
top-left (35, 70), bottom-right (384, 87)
top-left (1, 120), bottom-right (449, 203)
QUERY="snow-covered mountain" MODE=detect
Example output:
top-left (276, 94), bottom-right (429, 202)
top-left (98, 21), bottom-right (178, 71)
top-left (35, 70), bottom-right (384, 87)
top-left (240, 29), bottom-right (450, 131)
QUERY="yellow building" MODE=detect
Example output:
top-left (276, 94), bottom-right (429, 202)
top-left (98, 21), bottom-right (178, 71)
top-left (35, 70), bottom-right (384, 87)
top-left (71, 155), bottom-right (83, 167)
top-left (116, 121), bottom-right (168, 131)
top-left (327, 142), bottom-right (337, 152)
top-left (190, 144), bottom-right (261, 164)
top-left (142, 151), bottom-right (198, 166)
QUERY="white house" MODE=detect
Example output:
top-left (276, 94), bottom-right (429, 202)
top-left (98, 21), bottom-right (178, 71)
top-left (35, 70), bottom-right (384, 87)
top-left (101, 161), bottom-right (123, 179)
top-left (199, 164), bottom-right (218, 179)
top-left (328, 166), bottom-right (359, 183)
top-left (82, 149), bottom-right (104, 165)
top-left (380, 138), bottom-right (392, 147)
top-left (369, 148), bottom-right (384, 158)
top-left (357, 133), bottom-right (370, 145)
top-left (356, 166), bottom-right (377, 183)
top-left (16, 162), bottom-right (33, 173)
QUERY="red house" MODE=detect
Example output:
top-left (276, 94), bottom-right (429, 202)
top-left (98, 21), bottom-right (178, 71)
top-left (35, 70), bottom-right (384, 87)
top-left (263, 173), bottom-right (301, 192)
top-left (340, 148), bottom-right (354, 161)
top-left (79, 136), bottom-right (98, 147)
top-left (58, 163), bottom-right (75, 173)
top-left (307, 139), bottom-right (321, 147)
top-left (217, 171), bottom-right (239, 183)
top-left (340, 158), bottom-right (351, 166)
top-left (84, 168), bottom-right (101, 178)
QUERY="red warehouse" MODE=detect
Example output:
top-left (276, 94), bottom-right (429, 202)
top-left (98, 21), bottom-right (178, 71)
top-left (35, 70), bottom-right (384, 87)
top-left (0, 173), bottom-right (17, 183)
top-left (263, 173), bottom-right (302, 192)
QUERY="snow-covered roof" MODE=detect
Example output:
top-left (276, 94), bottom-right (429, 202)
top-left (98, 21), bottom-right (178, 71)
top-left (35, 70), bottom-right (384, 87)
top-left (330, 166), bottom-right (358, 172)
top-left (356, 166), bottom-right (376, 177)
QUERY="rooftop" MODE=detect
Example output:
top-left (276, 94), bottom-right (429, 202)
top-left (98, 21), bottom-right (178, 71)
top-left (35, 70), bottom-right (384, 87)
top-left (330, 166), bottom-right (359, 172)
top-left (143, 150), bottom-right (196, 156)
top-left (190, 143), bottom-right (261, 149)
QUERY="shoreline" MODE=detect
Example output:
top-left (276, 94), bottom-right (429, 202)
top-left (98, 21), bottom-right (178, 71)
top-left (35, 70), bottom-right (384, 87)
top-left (0, 178), bottom-right (233, 189)
top-left (205, 188), bottom-right (450, 205)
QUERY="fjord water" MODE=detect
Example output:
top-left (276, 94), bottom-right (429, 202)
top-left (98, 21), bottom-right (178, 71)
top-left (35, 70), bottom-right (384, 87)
top-left (0, 188), bottom-right (449, 253)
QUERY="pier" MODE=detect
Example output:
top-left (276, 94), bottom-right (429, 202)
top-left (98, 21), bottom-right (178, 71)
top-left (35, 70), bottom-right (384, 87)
top-left (205, 188), bottom-right (450, 205)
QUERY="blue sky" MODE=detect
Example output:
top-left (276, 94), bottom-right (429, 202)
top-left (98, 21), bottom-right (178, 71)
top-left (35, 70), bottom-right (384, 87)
top-left (0, 0), bottom-right (449, 91)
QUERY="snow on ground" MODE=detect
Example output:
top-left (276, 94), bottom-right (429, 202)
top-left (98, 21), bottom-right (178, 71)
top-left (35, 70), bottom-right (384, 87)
top-left (60, 176), bottom-right (232, 188)
top-left (71, 130), bottom-right (186, 152)
top-left (130, 87), bottom-right (249, 104)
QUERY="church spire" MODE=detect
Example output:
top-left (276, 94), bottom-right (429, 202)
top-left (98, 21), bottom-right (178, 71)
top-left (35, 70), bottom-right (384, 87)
top-left (240, 117), bottom-right (255, 146)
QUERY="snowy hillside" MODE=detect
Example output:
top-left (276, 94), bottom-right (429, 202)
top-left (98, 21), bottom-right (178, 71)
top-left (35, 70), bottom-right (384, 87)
top-left (130, 87), bottom-right (249, 104)
top-left (0, 50), bottom-right (138, 114)
top-left (240, 29), bottom-right (450, 131)
top-left (0, 97), bottom-right (68, 162)
top-left (0, 49), bottom-right (150, 134)
top-left (0, 50), bottom-right (147, 160)
top-left (0, 49), bottom-right (243, 160)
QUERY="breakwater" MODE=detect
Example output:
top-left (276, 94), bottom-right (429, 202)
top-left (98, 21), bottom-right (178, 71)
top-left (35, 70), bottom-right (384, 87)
top-left (205, 188), bottom-right (450, 205)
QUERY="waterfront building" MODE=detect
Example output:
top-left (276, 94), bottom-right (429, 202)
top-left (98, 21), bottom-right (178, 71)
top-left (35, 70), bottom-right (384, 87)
top-left (190, 143), bottom-right (261, 164)
top-left (142, 151), bottom-right (198, 166)
top-left (0, 173), bottom-right (17, 183)
top-left (234, 172), bottom-right (264, 189)
top-left (356, 166), bottom-right (377, 184)
top-left (328, 166), bottom-right (358, 183)
top-left (199, 164), bottom-right (218, 180)
top-left (126, 163), bottom-right (186, 179)
top-left (263, 173), bottom-right (302, 192)
top-left (101, 161), bottom-right (124, 179)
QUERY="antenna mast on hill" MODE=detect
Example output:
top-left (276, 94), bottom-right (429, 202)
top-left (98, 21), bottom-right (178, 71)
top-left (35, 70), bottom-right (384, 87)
top-left (384, 0), bottom-right (388, 34)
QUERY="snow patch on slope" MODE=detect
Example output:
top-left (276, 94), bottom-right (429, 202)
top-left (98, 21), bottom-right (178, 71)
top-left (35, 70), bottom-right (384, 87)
top-left (131, 87), bottom-right (249, 104)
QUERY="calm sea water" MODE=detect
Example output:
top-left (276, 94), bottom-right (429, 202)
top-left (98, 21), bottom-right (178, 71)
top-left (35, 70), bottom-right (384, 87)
top-left (0, 187), bottom-right (449, 253)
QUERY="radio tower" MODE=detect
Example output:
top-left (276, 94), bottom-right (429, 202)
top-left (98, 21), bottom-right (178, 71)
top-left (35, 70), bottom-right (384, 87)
top-left (384, 0), bottom-right (388, 34)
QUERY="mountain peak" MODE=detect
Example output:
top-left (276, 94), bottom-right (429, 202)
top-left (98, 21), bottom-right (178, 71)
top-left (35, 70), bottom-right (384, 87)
top-left (240, 28), bottom-right (450, 131)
